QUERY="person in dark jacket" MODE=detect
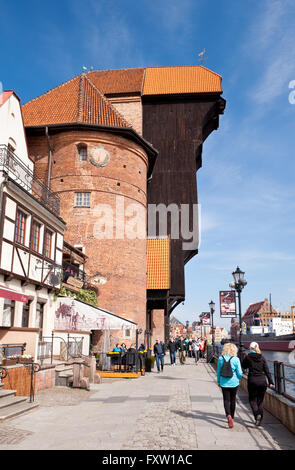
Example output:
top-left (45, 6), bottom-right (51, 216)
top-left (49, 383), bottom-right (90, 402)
top-left (178, 336), bottom-right (186, 364)
top-left (167, 338), bottom-right (177, 366)
top-left (153, 339), bottom-right (166, 372)
top-left (242, 342), bottom-right (275, 426)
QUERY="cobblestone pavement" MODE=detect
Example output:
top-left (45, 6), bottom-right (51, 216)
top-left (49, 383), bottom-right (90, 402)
top-left (0, 357), bottom-right (294, 450)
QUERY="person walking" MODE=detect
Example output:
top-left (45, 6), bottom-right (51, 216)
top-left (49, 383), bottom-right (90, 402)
top-left (153, 338), bottom-right (166, 373)
top-left (167, 338), bottom-right (177, 366)
top-left (217, 342), bottom-right (243, 428)
top-left (199, 338), bottom-right (205, 359)
top-left (242, 342), bottom-right (275, 426)
top-left (192, 338), bottom-right (200, 365)
top-left (178, 336), bottom-right (186, 364)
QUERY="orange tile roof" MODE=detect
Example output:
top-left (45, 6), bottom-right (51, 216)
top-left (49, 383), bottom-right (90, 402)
top-left (147, 238), bottom-right (170, 290)
top-left (22, 74), bottom-right (131, 128)
top-left (22, 65), bottom-right (223, 128)
top-left (143, 66), bottom-right (222, 96)
top-left (87, 68), bottom-right (145, 95)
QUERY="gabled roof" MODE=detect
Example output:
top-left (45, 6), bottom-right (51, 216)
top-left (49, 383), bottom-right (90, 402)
top-left (147, 238), bottom-right (170, 290)
top-left (0, 90), bottom-right (16, 107)
top-left (22, 65), bottom-right (223, 128)
top-left (22, 74), bottom-right (131, 128)
top-left (243, 301), bottom-right (265, 318)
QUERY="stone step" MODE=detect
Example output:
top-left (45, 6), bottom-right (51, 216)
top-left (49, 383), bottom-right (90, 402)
top-left (58, 370), bottom-right (73, 378)
top-left (0, 389), bottom-right (17, 399)
top-left (55, 365), bottom-right (73, 372)
top-left (0, 401), bottom-right (39, 422)
top-left (0, 395), bottom-right (27, 409)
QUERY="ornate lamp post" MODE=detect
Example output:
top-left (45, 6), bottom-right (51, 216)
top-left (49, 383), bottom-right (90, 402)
top-left (229, 266), bottom-right (247, 357)
top-left (209, 300), bottom-right (215, 350)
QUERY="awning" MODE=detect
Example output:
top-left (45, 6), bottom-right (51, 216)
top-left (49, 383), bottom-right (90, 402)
top-left (0, 284), bottom-right (28, 303)
top-left (54, 297), bottom-right (137, 331)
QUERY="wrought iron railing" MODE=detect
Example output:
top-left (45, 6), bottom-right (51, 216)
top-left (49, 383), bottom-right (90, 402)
top-left (0, 144), bottom-right (60, 216)
top-left (37, 333), bottom-right (84, 364)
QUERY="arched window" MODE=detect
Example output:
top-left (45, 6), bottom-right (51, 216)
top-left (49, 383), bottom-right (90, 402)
top-left (77, 144), bottom-right (87, 161)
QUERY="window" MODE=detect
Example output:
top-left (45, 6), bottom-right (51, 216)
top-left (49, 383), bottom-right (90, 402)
top-left (2, 299), bottom-right (15, 327)
top-left (78, 144), bottom-right (87, 161)
top-left (21, 301), bottom-right (31, 328)
top-left (31, 220), bottom-right (41, 252)
top-left (124, 329), bottom-right (131, 339)
top-left (75, 192), bottom-right (90, 207)
top-left (15, 209), bottom-right (27, 245)
top-left (44, 229), bottom-right (53, 258)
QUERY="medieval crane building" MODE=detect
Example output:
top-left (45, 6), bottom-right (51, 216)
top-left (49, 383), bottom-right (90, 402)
top-left (22, 65), bottom-right (226, 347)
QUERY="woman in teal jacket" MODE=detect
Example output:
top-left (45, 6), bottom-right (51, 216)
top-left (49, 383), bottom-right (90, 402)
top-left (217, 343), bottom-right (243, 428)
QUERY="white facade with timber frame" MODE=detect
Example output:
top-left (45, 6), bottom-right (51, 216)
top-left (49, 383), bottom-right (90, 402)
top-left (0, 90), bottom-right (66, 360)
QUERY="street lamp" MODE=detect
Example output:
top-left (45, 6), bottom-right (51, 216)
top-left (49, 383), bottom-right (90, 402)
top-left (209, 300), bottom-right (215, 349)
top-left (229, 266), bottom-right (247, 358)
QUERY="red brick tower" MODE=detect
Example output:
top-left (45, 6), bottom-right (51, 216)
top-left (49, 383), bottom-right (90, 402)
top-left (22, 73), bottom-right (157, 346)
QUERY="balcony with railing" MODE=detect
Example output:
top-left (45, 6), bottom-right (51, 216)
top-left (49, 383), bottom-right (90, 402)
top-left (0, 144), bottom-right (60, 216)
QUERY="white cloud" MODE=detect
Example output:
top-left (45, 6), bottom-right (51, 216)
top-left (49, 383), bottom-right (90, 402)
top-left (246, 0), bottom-right (295, 105)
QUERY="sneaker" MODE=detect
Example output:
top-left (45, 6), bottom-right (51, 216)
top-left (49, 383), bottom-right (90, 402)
top-left (255, 415), bottom-right (262, 426)
top-left (227, 415), bottom-right (234, 428)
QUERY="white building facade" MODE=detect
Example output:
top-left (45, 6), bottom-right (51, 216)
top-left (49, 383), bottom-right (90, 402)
top-left (0, 91), bottom-right (66, 360)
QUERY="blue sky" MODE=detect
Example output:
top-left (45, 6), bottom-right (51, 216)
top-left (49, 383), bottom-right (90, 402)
top-left (1, 0), bottom-right (295, 330)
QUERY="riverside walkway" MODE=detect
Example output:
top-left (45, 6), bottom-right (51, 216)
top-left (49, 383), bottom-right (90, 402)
top-left (0, 358), bottom-right (294, 450)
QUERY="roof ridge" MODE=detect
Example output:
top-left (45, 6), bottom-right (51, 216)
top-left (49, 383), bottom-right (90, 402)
top-left (144, 64), bottom-right (222, 78)
top-left (77, 74), bottom-right (85, 122)
top-left (22, 74), bottom-right (81, 107)
top-left (84, 74), bottom-right (133, 128)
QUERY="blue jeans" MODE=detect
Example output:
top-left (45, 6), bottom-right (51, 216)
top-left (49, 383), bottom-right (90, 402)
top-left (155, 354), bottom-right (164, 371)
top-left (170, 351), bottom-right (176, 364)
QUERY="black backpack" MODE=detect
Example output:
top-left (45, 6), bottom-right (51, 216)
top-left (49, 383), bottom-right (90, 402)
top-left (220, 356), bottom-right (233, 378)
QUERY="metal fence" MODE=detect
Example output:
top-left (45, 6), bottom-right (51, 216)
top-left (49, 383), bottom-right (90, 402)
top-left (37, 334), bottom-right (84, 364)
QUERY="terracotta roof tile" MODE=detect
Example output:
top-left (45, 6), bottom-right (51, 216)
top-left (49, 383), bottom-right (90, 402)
top-left (87, 68), bottom-right (145, 95)
top-left (143, 65), bottom-right (222, 95)
top-left (22, 74), bottom-right (131, 128)
top-left (147, 238), bottom-right (170, 290)
top-left (22, 65), bottom-right (223, 128)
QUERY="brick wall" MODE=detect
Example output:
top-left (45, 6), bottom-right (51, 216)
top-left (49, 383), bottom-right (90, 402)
top-left (151, 309), bottom-right (165, 343)
top-left (27, 129), bottom-right (149, 345)
top-left (109, 97), bottom-right (142, 135)
top-left (35, 366), bottom-right (55, 392)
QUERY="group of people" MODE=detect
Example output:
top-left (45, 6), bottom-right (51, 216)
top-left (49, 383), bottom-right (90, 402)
top-left (112, 343), bottom-right (128, 353)
top-left (154, 337), bottom-right (274, 429)
top-left (217, 341), bottom-right (274, 428)
top-left (114, 337), bottom-right (273, 429)
top-left (153, 336), bottom-right (207, 372)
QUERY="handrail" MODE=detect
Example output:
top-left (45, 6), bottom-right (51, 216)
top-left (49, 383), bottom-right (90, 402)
top-left (0, 144), bottom-right (60, 216)
top-left (38, 333), bottom-right (84, 364)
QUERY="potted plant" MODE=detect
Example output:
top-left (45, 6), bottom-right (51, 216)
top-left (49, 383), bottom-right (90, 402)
top-left (145, 355), bottom-right (156, 372)
top-left (19, 354), bottom-right (33, 364)
top-left (2, 355), bottom-right (18, 366)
